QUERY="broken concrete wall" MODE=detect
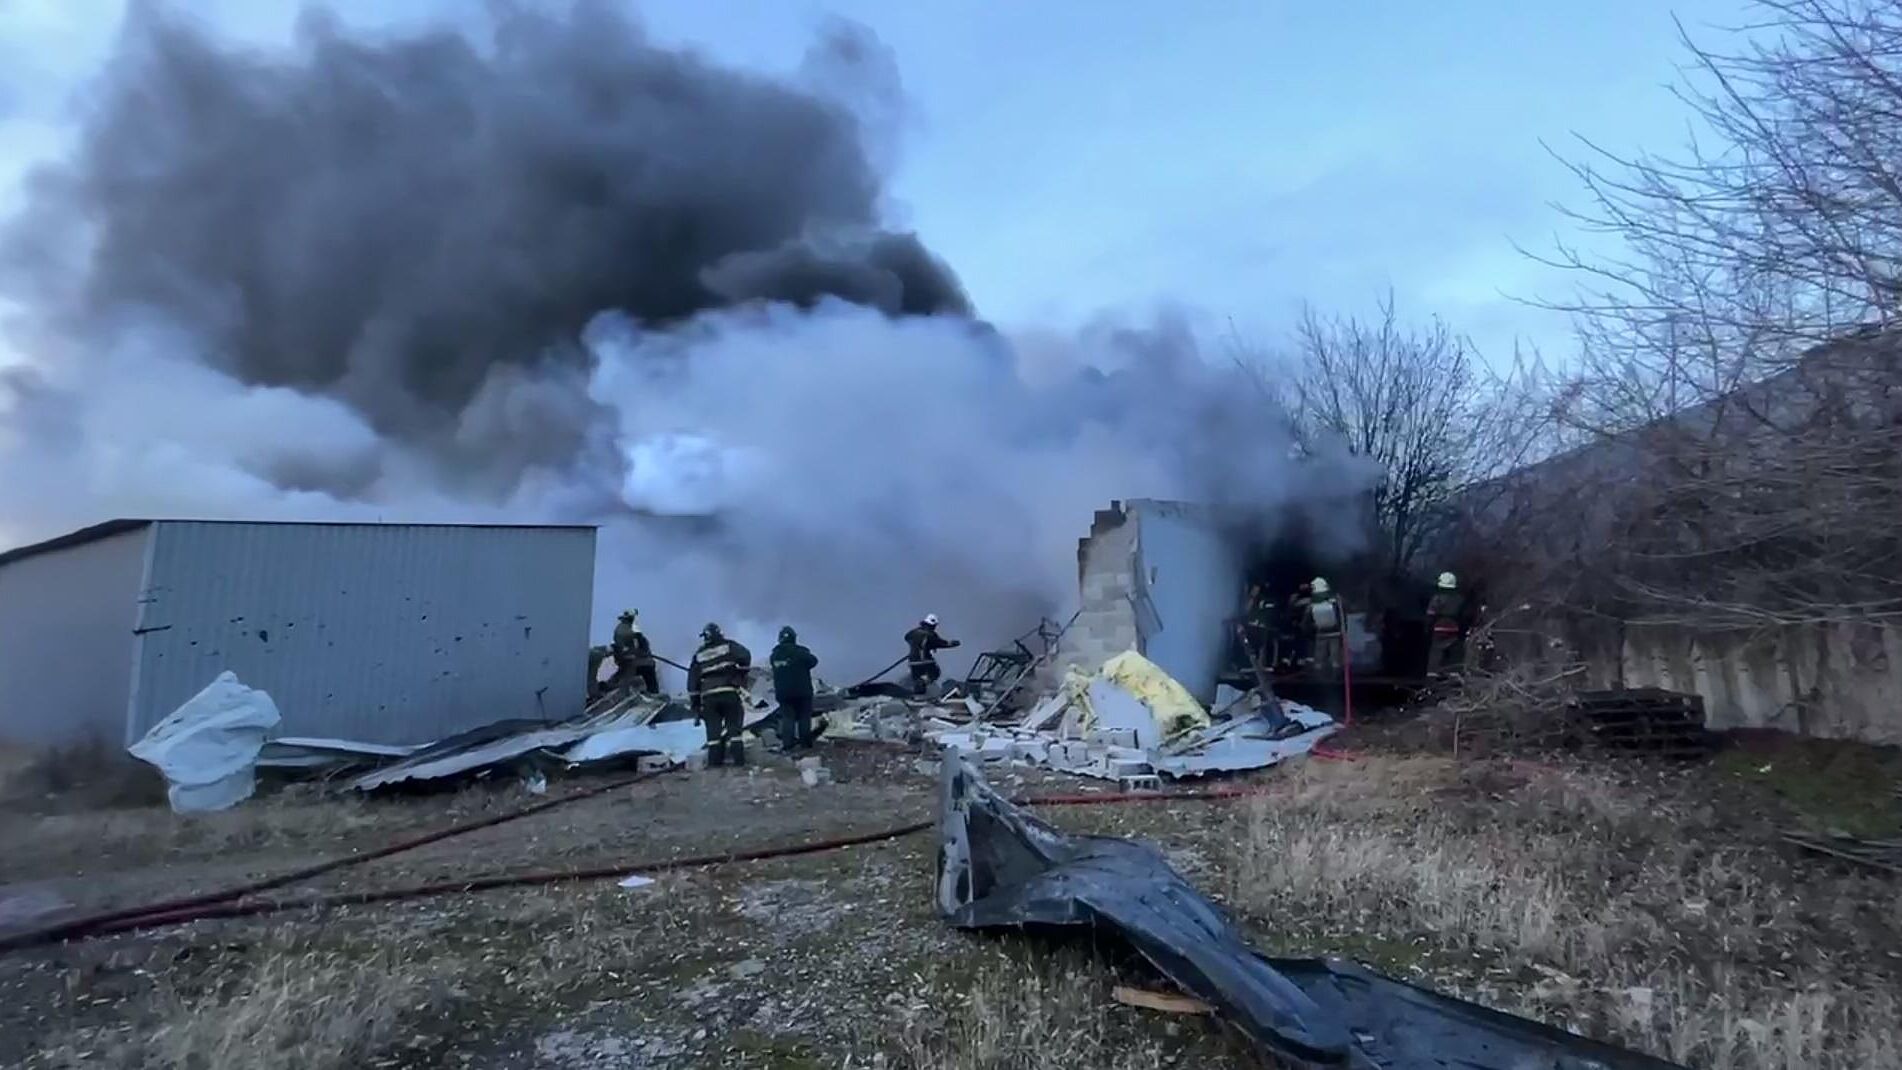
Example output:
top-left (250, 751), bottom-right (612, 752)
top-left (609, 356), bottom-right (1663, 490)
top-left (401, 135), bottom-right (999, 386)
top-left (1497, 610), bottom-right (1902, 745)
top-left (1056, 505), bottom-right (1141, 684)
top-left (1607, 620), bottom-right (1902, 744)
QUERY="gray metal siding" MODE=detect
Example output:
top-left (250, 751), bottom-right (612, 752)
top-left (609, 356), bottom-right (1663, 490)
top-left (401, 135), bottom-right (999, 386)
top-left (0, 527), bottom-right (151, 748)
top-left (127, 523), bottom-right (595, 745)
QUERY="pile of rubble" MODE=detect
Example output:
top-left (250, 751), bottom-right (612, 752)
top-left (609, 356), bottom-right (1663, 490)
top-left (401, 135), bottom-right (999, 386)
top-left (827, 651), bottom-right (1336, 789)
top-left (133, 649), bottom-right (1332, 812)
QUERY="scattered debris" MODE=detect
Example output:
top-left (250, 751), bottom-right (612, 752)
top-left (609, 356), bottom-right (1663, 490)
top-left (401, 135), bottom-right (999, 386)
top-left (255, 736), bottom-right (424, 771)
top-left (1780, 830), bottom-right (1902, 876)
top-left (797, 756), bottom-right (832, 787)
top-left (1111, 985), bottom-right (1212, 1015)
top-left (561, 720), bottom-right (704, 767)
top-left (1570, 689), bottom-right (1716, 759)
top-left (934, 755), bottom-right (1685, 1069)
top-left (128, 671), bottom-right (281, 812)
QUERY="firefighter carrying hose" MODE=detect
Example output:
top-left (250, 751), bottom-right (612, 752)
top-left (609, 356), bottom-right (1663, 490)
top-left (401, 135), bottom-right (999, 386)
top-left (611, 609), bottom-right (659, 693)
top-left (689, 623), bottom-right (752, 767)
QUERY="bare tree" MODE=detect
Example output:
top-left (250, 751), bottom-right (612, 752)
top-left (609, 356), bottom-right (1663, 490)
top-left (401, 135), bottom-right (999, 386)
top-left (1527, 0), bottom-right (1902, 627)
top-left (1249, 295), bottom-right (1558, 584)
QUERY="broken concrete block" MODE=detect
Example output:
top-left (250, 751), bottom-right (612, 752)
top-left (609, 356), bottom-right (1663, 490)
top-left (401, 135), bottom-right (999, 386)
top-left (800, 765), bottom-right (832, 787)
top-left (1088, 727), bottom-right (1140, 750)
top-left (1056, 741), bottom-right (1095, 767)
top-left (1010, 740), bottom-right (1050, 765)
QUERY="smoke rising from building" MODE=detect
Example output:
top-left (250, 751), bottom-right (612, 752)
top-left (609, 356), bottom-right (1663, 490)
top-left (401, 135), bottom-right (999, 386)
top-left (0, 4), bottom-right (1366, 679)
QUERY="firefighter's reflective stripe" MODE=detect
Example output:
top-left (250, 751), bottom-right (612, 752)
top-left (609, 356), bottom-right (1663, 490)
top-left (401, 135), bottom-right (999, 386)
top-left (691, 642), bottom-right (746, 698)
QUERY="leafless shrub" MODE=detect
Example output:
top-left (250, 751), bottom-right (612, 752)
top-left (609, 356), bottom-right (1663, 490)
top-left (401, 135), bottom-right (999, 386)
top-left (1235, 296), bottom-right (1561, 587)
top-left (1520, 0), bottom-right (1902, 630)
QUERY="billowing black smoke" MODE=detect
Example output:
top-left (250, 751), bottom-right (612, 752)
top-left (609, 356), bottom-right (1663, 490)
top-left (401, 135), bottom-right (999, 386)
top-left (2, 2), bottom-right (966, 489)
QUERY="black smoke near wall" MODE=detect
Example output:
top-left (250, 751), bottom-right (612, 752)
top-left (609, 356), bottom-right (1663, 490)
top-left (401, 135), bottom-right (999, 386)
top-left (2, 2), bottom-right (966, 491)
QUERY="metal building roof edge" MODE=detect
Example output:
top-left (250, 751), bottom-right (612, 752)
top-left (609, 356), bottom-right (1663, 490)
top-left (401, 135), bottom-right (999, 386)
top-left (0, 518), bottom-right (598, 569)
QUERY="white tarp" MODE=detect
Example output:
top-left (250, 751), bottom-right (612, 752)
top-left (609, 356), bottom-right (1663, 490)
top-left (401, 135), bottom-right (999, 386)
top-left (128, 671), bottom-right (282, 813)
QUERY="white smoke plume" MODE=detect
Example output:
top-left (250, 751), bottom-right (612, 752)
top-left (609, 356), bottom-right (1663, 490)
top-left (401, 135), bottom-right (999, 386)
top-left (0, 4), bottom-right (1367, 683)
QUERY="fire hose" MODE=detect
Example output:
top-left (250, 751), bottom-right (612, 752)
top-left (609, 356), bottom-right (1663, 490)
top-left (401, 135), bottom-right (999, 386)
top-left (0, 776), bottom-right (1317, 954)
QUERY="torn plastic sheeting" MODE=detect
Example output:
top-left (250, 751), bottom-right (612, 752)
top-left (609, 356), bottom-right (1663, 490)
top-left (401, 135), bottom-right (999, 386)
top-left (353, 724), bottom-right (595, 791)
top-left (934, 756), bottom-right (1684, 1069)
top-left (560, 720), bottom-right (704, 766)
top-left (129, 671), bottom-right (281, 813)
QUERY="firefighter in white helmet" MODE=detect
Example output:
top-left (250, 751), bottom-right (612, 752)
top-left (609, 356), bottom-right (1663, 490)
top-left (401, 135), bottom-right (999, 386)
top-left (1307, 577), bottom-right (1345, 680)
top-left (904, 614), bottom-right (960, 697)
top-left (1426, 571), bottom-right (1465, 677)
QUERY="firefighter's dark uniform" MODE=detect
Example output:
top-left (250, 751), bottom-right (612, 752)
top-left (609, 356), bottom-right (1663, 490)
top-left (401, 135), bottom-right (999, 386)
top-left (770, 632), bottom-right (819, 751)
top-left (689, 633), bottom-right (753, 766)
top-left (1426, 589), bottom-right (1465, 675)
top-left (904, 624), bottom-right (958, 695)
top-left (1242, 587), bottom-right (1278, 671)
top-left (611, 617), bottom-right (659, 693)
top-left (587, 645), bottom-right (610, 699)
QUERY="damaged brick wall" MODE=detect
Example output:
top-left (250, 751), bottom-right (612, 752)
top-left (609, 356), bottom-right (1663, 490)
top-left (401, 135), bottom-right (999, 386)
top-left (1056, 504), bottom-right (1141, 682)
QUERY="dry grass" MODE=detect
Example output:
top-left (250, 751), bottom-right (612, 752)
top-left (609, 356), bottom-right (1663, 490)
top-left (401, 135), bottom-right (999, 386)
top-left (891, 946), bottom-right (1259, 1070)
top-left (1230, 756), bottom-right (1901, 1069)
top-left (40, 933), bottom-right (436, 1069)
top-left (0, 741), bottom-right (163, 811)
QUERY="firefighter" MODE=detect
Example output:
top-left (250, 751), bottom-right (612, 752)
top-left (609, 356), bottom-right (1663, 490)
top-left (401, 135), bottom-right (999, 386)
top-left (770, 626), bottom-right (819, 752)
top-left (1308, 577), bottom-right (1345, 680)
top-left (688, 623), bottom-right (752, 767)
top-left (1426, 572), bottom-right (1465, 677)
top-left (1241, 584), bottom-right (1278, 672)
top-left (1286, 582), bottom-right (1314, 668)
top-left (586, 644), bottom-right (611, 700)
top-left (904, 614), bottom-right (960, 696)
top-left (611, 610), bottom-right (660, 693)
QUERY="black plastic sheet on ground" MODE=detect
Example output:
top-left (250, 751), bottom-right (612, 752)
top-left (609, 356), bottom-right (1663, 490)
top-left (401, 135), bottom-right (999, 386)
top-left (934, 756), bottom-right (1685, 1069)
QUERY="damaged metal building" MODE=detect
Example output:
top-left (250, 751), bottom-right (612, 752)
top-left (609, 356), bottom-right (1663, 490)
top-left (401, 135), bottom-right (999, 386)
top-left (0, 519), bottom-right (595, 749)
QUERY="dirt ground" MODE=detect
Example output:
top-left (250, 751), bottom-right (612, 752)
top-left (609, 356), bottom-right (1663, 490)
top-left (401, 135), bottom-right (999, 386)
top-left (1, 730), bottom-right (1898, 1069)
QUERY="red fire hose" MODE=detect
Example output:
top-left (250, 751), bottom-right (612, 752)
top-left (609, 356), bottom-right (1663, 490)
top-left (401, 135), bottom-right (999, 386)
top-left (0, 767), bottom-right (676, 953)
top-left (0, 778), bottom-right (1306, 953)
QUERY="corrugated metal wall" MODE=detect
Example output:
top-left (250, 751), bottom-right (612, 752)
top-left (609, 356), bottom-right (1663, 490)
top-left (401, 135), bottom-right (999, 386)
top-left (127, 522), bottom-right (595, 745)
top-left (0, 526), bottom-right (151, 748)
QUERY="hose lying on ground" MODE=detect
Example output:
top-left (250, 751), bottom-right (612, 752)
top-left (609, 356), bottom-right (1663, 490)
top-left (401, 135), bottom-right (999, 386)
top-left (0, 767), bottom-right (675, 953)
top-left (0, 777), bottom-right (1307, 953)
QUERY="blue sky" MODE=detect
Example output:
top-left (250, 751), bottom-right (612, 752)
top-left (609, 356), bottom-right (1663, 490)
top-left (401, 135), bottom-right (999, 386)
top-left (0, 1), bottom-right (1752, 363)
